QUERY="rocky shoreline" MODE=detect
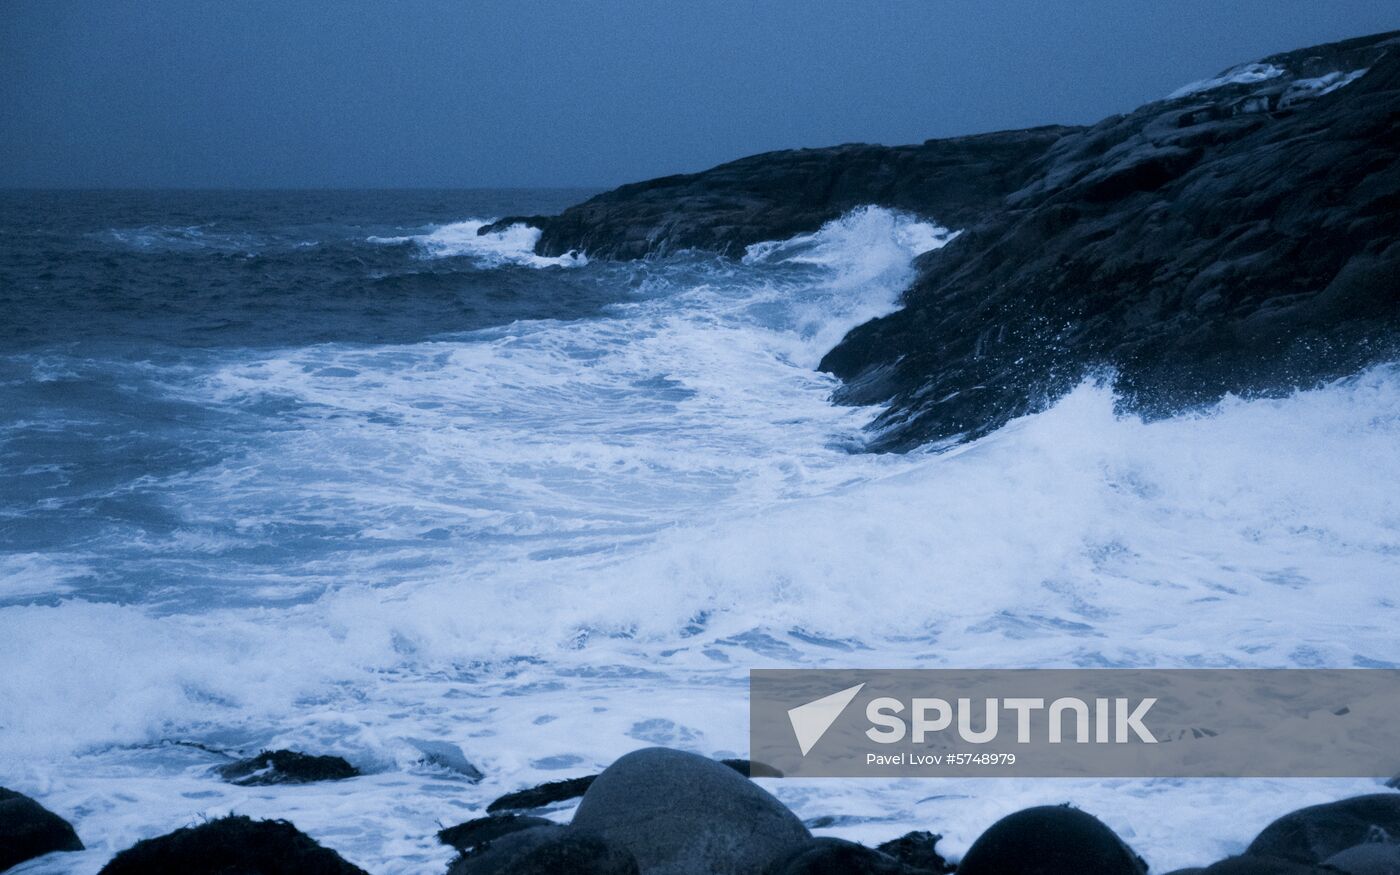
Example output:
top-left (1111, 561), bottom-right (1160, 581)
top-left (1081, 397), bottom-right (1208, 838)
top-left (6, 747), bottom-right (1400, 873)
top-left (495, 30), bottom-right (1400, 450)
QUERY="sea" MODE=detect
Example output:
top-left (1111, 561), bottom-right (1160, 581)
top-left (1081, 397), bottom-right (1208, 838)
top-left (1, 189), bottom-right (1397, 873)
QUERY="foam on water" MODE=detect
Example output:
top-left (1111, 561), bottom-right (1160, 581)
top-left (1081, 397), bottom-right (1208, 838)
top-left (369, 219), bottom-right (587, 267)
top-left (3, 206), bottom-right (1399, 873)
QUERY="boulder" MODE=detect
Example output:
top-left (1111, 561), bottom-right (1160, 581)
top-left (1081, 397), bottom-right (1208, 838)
top-left (1245, 795), bottom-right (1400, 864)
top-left (1197, 858), bottom-right (1320, 873)
top-left (765, 837), bottom-right (932, 874)
top-left (875, 831), bottom-right (954, 873)
top-left (955, 804), bottom-right (1146, 875)
top-left (97, 815), bottom-right (368, 875)
top-left (438, 813), bottom-right (555, 852)
top-left (215, 749), bottom-right (359, 786)
top-left (0, 787), bottom-right (83, 872)
top-left (446, 824), bottom-right (638, 875)
top-left (571, 747), bottom-right (810, 875)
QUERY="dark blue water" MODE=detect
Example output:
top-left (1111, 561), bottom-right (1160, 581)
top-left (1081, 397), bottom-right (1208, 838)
top-left (1, 189), bottom-right (605, 606)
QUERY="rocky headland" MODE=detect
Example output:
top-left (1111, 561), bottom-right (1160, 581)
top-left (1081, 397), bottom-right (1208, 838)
top-left (494, 31), bottom-right (1400, 449)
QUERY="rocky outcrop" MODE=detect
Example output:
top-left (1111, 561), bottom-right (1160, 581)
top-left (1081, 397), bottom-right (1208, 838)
top-left (822, 31), bottom-right (1400, 449)
top-left (215, 749), bottom-right (359, 786)
top-left (570, 747), bottom-right (811, 875)
top-left (0, 787), bottom-right (83, 872)
top-left (97, 815), bottom-right (368, 875)
top-left (487, 128), bottom-right (1071, 260)
top-left (514, 30), bottom-right (1400, 450)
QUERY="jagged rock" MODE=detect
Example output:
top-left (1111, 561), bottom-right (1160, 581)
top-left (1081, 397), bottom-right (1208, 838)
top-left (955, 804), bottom-right (1147, 875)
top-left (0, 787), bottom-right (83, 872)
top-left (215, 749), bottom-right (359, 786)
top-left (571, 747), bottom-right (810, 875)
top-left (487, 775), bottom-right (597, 812)
top-left (97, 815), bottom-right (368, 875)
top-left (1245, 795), bottom-right (1400, 865)
top-left (485, 757), bottom-right (778, 813)
top-left (515, 30), bottom-right (1400, 451)
top-left (501, 128), bottom-right (1070, 260)
top-left (875, 831), bottom-right (954, 873)
top-left (438, 813), bottom-right (555, 852)
top-left (445, 825), bottom-right (638, 875)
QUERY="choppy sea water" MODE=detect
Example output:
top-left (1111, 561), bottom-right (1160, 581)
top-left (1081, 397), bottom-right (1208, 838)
top-left (1, 190), bottom-right (1397, 873)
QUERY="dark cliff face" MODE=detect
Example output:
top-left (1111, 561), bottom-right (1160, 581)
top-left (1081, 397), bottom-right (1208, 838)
top-left (494, 128), bottom-right (1075, 259)
top-left (513, 30), bottom-right (1400, 451)
top-left (821, 31), bottom-right (1400, 449)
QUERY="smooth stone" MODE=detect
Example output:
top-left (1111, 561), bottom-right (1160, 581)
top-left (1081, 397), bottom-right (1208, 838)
top-left (1321, 840), bottom-right (1400, 874)
top-left (955, 804), bottom-right (1146, 875)
top-left (1245, 795), bottom-right (1400, 865)
top-left (571, 747), bottom-right (810, 875)
top-left (0, 787), bottom-right (83, 872)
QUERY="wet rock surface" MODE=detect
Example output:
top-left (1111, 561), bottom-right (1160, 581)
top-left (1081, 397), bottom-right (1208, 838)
top-left (570, 747), bottom-right (811, 875)
top-left (1244, 794), bottom-right (1400, 865)
top-left (953, 804), bottom-right (1147, 875)
top-left (0, 786), bottom-right (83, 872)
top-left (215, 748), bottom-right (360, 786)
top-left (97, 815), bottom-right (369, 875)
top-left (521, 31), bottom-right (1400, 451)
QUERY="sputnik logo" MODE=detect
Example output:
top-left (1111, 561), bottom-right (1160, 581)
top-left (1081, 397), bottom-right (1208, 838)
top-left (787, 683), bottom-right (865, 756)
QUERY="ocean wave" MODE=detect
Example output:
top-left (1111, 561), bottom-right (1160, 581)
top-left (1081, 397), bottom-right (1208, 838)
top-left (368, 219), bottom-right (586, 268)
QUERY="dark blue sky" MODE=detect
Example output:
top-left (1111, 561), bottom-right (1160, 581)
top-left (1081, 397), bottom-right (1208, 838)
top-left (4, 1), bottom-right (1397, 188)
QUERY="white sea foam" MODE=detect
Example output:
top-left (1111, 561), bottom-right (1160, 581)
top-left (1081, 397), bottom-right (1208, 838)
top-left (3, 207), bottom-right (1398, 872)
top-left (1167, 62), bottom-right (1286, 99)
top-left (368, 219), bottom-right (586, 267)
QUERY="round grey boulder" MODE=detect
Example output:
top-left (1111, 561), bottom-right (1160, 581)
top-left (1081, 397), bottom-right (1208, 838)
top-left (1246, 795), bottom-right (1400, 865)
top-left (571, 747), bottom-right (810, 875)
top-left (1323, 841), bottom-right (1400, 875)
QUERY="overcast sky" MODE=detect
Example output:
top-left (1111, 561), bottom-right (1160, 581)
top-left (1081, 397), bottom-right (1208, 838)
top-left (3, 1), bottom-right (1397, 188)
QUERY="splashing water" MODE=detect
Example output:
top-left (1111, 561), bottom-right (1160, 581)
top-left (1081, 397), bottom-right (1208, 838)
top-left (1, 193), bottom-right (1396, 873)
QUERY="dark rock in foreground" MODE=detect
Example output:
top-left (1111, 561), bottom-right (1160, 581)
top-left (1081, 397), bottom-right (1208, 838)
top-left (875, 830), bottom-right (954, 873)
top-left (1245, 794), bottom-right (1400, 865)
top-left (955, 804), bottom-right (1147, 875)
top-left (0, 787), bottom-right (83, 872)
top-left (216, 749), bottom-right (359, 786)
top-left (485, 757), bottom-right (778, 813)
top-left (765, 837), bottom-right (935, 874)
top-left (571, 747), bottom-right (810, 875)
top-left (1323, 838), bottom-right (1400, 874)
top-left (97, 815), bottom-right (368, 875)
top-left (487, 774), bottom-right (598, 812)
top-left (446, 824), bottom-right (639, 875)
top-left (438, 813), bottom-right (555, 852)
